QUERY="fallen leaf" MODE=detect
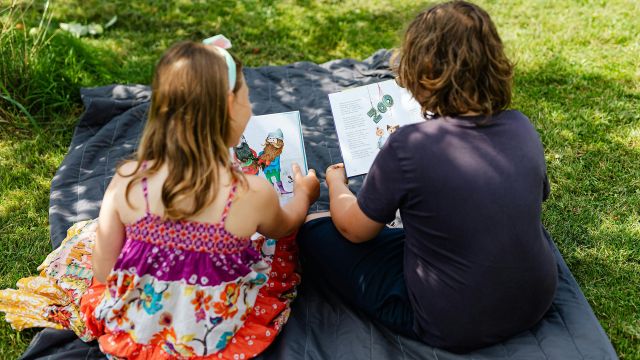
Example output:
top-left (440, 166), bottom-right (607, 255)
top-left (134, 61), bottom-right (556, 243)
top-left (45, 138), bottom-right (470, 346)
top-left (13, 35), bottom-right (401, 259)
top-left (105, 15), bottom-right (118, 29)
top-left (59, 23), bottom-right (89, 37)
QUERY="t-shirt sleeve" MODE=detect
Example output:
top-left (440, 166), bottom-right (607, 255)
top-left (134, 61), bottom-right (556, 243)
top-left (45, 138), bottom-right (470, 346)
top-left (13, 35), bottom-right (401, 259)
top-left (356, 140), bottom-right (407, 224)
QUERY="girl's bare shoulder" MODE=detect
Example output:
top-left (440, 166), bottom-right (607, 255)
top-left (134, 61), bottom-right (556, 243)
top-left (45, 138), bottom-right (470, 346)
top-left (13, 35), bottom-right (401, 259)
top-left (109, 161), bottom-right (139, 188)
top-left (116, 160), bottom-right (140, 176)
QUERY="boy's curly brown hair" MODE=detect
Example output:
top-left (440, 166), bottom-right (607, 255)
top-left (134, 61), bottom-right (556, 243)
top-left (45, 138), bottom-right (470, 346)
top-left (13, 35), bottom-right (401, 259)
top-left (395, 1), bottom-right (513, 117)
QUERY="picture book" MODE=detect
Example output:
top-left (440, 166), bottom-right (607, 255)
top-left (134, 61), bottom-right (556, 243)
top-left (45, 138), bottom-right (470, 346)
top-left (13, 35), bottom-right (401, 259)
top-left (328, 79), bottom-right (424, 177)
top-left (231, 111), bottom-right (307, 205)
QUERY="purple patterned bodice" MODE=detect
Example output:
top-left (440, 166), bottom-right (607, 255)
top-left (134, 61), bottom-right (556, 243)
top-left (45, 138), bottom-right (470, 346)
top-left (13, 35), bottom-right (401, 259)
top-left (113, 172), bottom-right (260, 288)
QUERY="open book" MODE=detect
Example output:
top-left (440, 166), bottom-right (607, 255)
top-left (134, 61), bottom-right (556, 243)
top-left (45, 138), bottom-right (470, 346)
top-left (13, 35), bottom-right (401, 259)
top-left (328, 79), bottom-right (424, 177)
top-left (231, 111), bottom-right (307, 205)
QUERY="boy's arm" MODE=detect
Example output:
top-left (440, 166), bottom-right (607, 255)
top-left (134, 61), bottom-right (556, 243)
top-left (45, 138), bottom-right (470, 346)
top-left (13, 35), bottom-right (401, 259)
top-left (326, 164), bottom-right (384, 243)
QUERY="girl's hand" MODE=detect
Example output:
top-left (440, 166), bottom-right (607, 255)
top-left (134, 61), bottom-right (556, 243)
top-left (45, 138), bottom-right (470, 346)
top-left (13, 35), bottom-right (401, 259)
top-left (292, 163), bottom-right (320, 204)
top-left (325, 163), bottom-right (347, 188)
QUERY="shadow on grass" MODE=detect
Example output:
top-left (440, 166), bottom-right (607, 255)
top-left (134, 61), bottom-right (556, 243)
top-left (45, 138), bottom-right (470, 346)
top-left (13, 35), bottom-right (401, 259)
top-left (569, 225), bottom-right (640, 358)
top-left (515, 56), bottom-right (640, 357)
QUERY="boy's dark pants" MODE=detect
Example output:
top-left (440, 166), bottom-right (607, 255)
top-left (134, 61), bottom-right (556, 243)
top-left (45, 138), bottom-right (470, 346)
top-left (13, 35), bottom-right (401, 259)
top-left (297, 217), bottom-right (417, 338)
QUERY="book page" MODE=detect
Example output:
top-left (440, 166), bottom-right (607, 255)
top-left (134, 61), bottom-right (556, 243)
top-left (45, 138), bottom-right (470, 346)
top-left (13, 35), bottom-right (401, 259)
top-left (328, 79), bottom-right (424, 177)
top-left (231, 111), bottom-right (307, 205)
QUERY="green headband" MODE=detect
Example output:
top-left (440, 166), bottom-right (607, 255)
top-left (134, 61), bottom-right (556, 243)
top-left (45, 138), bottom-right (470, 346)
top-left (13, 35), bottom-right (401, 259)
top-left (203, 34), bottom-right (236, 92)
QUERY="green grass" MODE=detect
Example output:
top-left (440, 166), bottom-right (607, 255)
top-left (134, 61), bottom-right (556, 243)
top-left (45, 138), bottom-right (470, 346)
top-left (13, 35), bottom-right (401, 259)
top-left (1, 0), bottom-right (639, 358)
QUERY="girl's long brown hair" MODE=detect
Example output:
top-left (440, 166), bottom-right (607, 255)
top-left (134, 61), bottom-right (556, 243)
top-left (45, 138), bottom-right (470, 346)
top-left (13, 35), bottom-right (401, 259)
top-left (395, 1), bottom-right (513, 117)
top-left (120, 41), bottom-right (244, 220)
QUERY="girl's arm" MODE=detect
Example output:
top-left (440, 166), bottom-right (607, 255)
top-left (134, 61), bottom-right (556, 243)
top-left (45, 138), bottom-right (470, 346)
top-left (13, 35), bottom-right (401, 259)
top-left (326, 163), bottom-right (384, 243)
top-left (92, 176), bottom-right (126, 283)
top-left (257, 163), bottom-right (320, 238)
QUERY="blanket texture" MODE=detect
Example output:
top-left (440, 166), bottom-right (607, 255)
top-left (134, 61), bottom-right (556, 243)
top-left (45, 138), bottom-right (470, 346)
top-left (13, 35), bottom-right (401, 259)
top-left (22, 51), bottom-right (617, 360)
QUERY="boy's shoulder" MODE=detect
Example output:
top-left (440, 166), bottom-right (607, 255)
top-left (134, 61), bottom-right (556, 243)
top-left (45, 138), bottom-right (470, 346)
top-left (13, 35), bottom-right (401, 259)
top-left (498, 109), bottom-right (529, 122)
top-left (387, 109), bottom-right (532, 144)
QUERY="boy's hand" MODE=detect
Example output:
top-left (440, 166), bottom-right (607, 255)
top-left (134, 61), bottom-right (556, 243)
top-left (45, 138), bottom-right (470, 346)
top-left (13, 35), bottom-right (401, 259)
top-left (325, 163), bottom-right (347, 188)
top-left (292, 163), bottom-right (320, 204)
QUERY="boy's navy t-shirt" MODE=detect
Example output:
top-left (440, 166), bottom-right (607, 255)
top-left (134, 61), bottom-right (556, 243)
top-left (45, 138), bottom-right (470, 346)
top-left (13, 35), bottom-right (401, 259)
top-left (357, 110), bottom-right (558, 350)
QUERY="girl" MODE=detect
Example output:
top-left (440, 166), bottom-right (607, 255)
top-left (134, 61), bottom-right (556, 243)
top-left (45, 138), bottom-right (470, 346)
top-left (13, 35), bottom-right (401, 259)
top-left (0, 39), bottom-right (319, 359)
top-left (298, 1), bottom-right (557, 353)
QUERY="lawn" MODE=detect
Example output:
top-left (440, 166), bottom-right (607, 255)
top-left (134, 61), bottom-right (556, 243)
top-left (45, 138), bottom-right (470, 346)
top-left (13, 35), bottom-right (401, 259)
top-left (1, 0), bottom-right (639, 358)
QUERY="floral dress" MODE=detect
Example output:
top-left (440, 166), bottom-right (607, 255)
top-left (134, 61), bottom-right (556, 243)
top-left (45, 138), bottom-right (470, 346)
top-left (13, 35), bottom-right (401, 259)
top-left (0, 176), bottom-right (300, 360)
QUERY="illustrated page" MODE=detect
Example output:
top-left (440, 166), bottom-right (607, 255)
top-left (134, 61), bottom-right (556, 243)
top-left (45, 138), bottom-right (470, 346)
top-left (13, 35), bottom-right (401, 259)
top-left (231, 111), bottom-right (307, 205)
top-left (328, 79), bottom-right (424, 177)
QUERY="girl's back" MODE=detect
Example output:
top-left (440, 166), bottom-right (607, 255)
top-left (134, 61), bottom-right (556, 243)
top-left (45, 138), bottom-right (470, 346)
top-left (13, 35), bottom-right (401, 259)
top-left (116, 161), bottom-right (262, 239)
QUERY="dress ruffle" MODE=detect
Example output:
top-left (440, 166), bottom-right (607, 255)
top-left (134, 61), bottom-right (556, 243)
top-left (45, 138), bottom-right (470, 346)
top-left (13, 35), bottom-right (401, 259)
top-left (0, 220), bottom-right (96, 340)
